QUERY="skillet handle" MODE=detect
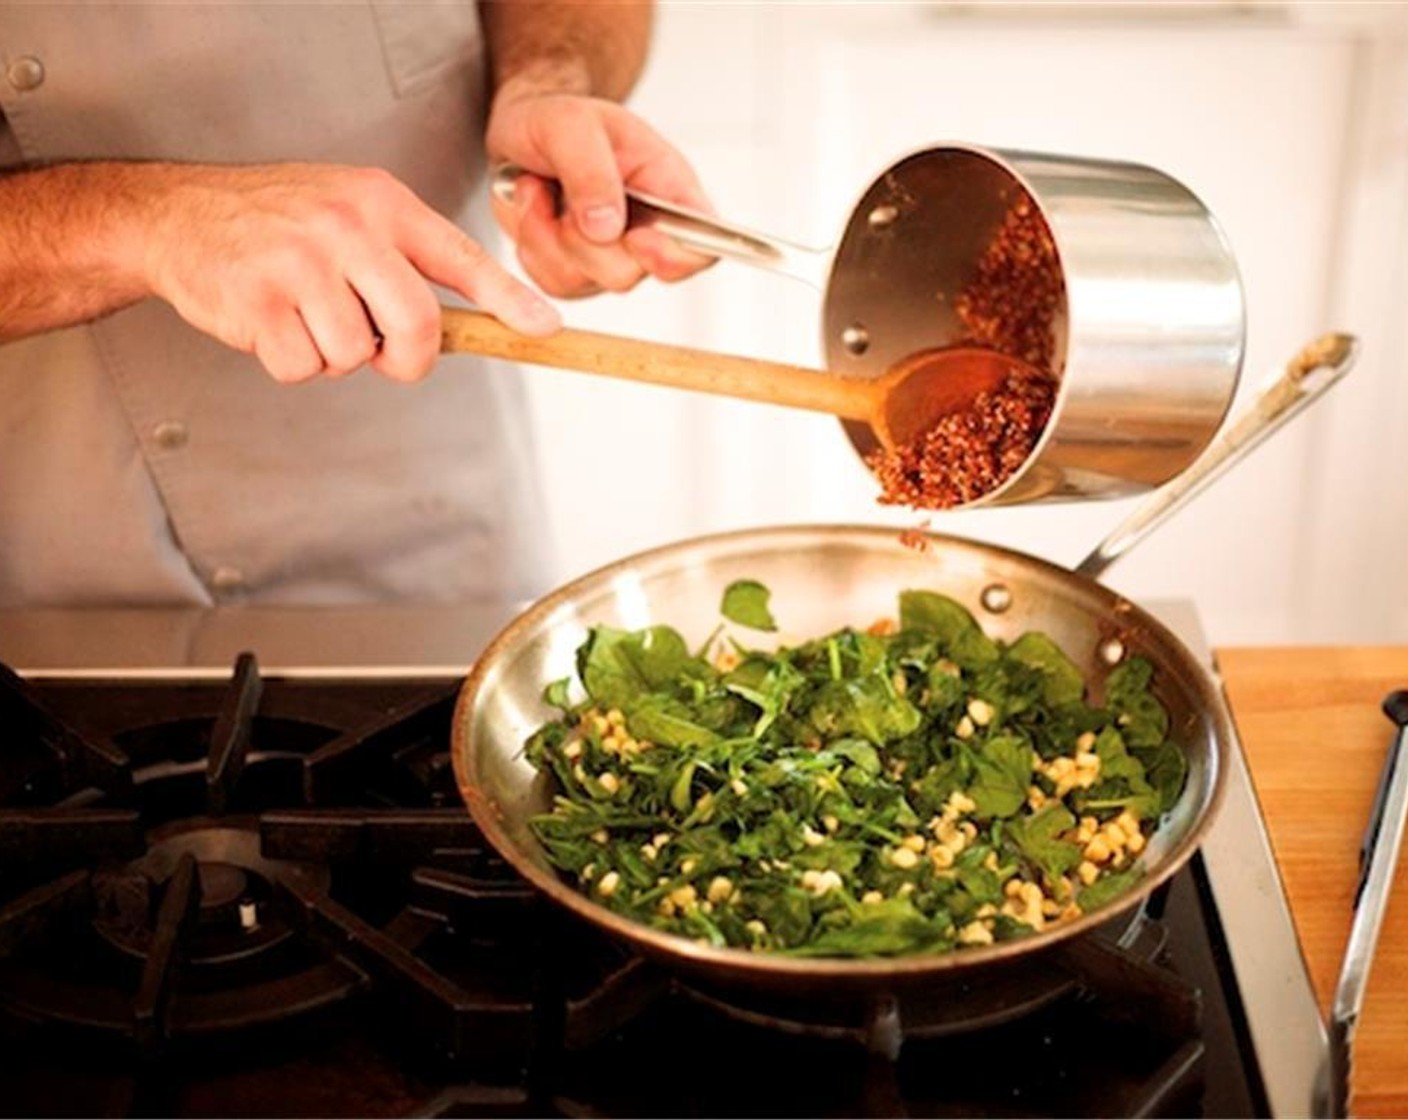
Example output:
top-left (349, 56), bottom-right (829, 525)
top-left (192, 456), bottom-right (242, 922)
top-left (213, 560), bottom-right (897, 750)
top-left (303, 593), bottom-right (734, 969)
top-left (1074, 332), bottom-right (1359, 581)
top-left (489, 164), bottom-right (826, 287)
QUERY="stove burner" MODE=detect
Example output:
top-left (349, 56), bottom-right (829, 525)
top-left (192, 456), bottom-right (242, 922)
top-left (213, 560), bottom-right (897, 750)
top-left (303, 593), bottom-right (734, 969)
top-left (91, 823), bottom-right (330, 968)
top-left (0, 656), bottom-right (525, 1062)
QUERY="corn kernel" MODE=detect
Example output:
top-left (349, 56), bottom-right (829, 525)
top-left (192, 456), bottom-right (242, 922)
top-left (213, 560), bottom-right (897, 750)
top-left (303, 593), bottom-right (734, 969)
top-left (597, 772), bottom-right (620, 795)
top-left (902, 834), bottom-right (927, 853)
top-left (955, 715), bottom-right (975, 739)
top-left (890, 847), bottom-right (920, 870)
top-left (930, 844), bottom-right (956, 870)
top-left (862, 890), bottom-right (885, 905)
top-left (1084, 835), bottom-right (1112, 863)
top-left (707, 877), bottom-right (734, 904)
top-left (669, 884), bottom-right (698, 909)
top-left (597, 871), bottom-right (620, 897)
top-left (1127, 831), bottom-right (1147, 855)
top-left (958, 921), bottom-right (995, 946)
top-left (967, 698), bottom-right (995, 726)
top-left (1078, 860), bottom-right (1100, 886)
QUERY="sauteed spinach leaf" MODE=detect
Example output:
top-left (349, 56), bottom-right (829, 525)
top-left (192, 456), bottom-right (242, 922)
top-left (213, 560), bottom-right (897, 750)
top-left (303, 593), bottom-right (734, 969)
top-left (524, 585), bottom-right (1187, 958)
top-left (721, 579), bottom-right (779, 632)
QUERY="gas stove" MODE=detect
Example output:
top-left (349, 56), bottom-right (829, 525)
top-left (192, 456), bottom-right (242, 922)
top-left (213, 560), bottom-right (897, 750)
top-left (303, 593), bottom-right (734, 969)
top-left (0, 602), bottom-right (1325, 1118)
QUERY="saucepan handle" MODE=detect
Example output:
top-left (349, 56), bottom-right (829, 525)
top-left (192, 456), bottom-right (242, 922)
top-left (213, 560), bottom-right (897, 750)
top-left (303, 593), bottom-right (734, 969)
top-left (489, 164), bottom-right (826, 287)
top-left (1074, 333), bottom-right (1359, 580)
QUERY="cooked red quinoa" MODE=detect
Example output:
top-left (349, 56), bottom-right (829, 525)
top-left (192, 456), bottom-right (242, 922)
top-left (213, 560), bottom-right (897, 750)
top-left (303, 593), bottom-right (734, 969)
top-left (871, 196), bottom-right (1063, 511)
top-left (868, 373), bottom-right (1056, 510)
top-left (954, 196), bottom-right (1063, 372)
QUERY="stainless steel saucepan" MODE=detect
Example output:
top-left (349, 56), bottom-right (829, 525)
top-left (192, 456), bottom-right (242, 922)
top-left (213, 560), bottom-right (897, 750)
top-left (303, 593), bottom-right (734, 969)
top-left (495, 144), bottom-right (1246, 507)
top-left (451, 334), bottom-right (1355, 996)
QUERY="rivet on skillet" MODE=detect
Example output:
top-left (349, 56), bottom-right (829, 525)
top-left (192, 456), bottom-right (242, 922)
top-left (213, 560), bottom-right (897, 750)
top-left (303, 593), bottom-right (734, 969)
top-left (867, 204), bottom-right (899, 231)
top-left (1099, 637), bottom-right (1126, 666)
top-left (980, 584), bottom-right (1012, 614)
top-left (841, 324), bottom-right (870, 355)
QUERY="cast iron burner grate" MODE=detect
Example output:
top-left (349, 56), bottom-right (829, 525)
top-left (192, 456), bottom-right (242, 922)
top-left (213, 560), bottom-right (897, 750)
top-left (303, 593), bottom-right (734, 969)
top-left (0, 656), bottom-right (1256, 1118)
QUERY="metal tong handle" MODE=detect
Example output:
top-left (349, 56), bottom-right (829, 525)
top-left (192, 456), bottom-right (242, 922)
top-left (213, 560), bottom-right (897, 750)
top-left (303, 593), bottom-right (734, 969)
top-left (1319, 692), bottom-right (1408, 1119)
top-left (489, 164), bottom-right (828, 287)
top-left (1076, 333), bottom-right (1360, 580)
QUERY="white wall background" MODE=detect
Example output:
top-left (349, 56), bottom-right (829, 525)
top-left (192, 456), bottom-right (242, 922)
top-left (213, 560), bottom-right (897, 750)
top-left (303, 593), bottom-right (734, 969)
top-left (513, 2), bottom-right (1408, 648)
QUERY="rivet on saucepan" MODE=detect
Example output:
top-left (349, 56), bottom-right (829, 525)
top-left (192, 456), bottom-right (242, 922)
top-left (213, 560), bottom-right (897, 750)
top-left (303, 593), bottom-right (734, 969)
top-left (841, 324), bottom-right (870, 355)
top-left (1098, 637), bottom-right (1126, 666)
top-left (238, 901), bottom-right (259, 931)
top-left (980, 584), bottom-right (1012, 614)
top-left (867, 204), bottom-right (899, 231)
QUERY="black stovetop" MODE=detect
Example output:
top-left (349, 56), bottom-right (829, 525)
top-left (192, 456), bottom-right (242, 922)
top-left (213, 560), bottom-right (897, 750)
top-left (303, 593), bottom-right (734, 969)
top-left (0, 657), bottom-right (1270, 1118)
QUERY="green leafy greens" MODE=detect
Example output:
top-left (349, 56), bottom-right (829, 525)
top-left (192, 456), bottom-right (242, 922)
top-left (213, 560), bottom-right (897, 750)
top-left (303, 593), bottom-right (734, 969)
top-left (524, 584), bottom-right (1186, 958)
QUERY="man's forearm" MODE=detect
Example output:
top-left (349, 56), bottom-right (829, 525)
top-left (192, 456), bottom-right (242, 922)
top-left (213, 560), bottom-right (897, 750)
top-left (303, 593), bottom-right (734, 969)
top-left (0, 162), bottom-right (155, 342)
top-left (478, 0), bottom-right (653, 104)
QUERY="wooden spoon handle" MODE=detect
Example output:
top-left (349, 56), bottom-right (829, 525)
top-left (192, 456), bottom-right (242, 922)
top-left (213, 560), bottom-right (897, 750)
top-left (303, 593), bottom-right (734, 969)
top-left (441, 307), bottom-right (873, 422)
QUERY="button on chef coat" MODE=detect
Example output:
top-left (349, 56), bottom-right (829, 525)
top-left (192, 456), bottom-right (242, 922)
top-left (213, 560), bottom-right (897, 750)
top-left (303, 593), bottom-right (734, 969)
top-left (0, 5), bottom-right (551, 607)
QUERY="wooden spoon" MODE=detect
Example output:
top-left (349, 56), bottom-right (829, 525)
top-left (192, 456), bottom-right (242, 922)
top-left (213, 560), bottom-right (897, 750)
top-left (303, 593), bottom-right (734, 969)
top-left (441, 307), bottom-right (1040, 451)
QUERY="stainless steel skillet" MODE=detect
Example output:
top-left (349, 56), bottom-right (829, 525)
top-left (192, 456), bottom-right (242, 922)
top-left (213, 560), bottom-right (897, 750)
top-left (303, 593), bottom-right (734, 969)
top-left (451, 335), bottom-right (1354, 996)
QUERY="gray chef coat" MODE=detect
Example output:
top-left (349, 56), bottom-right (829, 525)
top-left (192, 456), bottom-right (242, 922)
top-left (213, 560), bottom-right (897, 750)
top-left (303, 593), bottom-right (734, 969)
top-left (0, 3), bottom-right (551, 607)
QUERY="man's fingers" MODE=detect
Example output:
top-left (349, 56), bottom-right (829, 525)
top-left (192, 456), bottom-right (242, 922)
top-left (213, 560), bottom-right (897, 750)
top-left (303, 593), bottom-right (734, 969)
top-left (517, 202), bottom-right (641, 296)
top-left (535, 106), bottom-right (626, 244)
top-left (252, 305), bottom-right (324, 384)
top-left (623, 227), bottom-right (715, 284)
top-left (348, 249), bottom-right (443, 383)
top-left (504, 176), bottom-right (596, 297)
top-left (403, 210), bottom-right (560, 335)
top-left (298, 277), bottom-right (380, 377)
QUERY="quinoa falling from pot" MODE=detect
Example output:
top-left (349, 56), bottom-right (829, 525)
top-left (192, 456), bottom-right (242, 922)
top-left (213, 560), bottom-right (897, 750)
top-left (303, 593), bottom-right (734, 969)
top-left (869, 196), bottom-right (1064, 511)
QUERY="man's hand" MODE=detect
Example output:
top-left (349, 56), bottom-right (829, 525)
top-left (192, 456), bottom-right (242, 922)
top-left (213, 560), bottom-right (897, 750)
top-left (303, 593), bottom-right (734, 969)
top-left (478, 0), bottom-right (714, 301)
top-left (142, 163), bottom-right (561, 382)
top-left (0, 160), bottom-right (561, 383)
top-left (486, 90), bottom-right (715, 299)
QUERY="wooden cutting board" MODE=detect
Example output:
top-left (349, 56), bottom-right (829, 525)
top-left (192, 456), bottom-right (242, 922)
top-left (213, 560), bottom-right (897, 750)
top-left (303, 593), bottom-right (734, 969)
top-left (1215, 647), bottom-right (1408, 1119)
